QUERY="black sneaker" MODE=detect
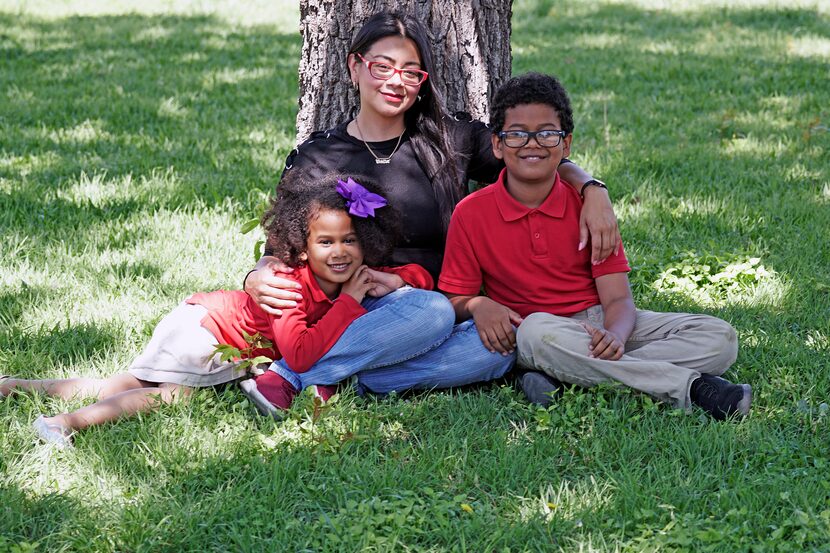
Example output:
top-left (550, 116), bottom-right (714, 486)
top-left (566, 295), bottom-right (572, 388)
top-left (519, 371), bottom-right (563, 407)
top-left (690, 374), bottom-right (752, 420)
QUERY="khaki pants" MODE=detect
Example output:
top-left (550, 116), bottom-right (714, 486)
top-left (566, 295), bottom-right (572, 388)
top-left (515, 306), bottom-right (739, 409)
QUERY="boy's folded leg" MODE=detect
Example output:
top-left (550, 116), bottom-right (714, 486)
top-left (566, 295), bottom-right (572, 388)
top-left (240, 372), bottom-right (297, 419)
top-left (517, 311), bottom-right (708, 409)
top-left (690, 374), bottom-right (752, 421)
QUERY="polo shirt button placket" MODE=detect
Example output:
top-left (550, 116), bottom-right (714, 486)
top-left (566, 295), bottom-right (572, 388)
top-left (529, 212), bottom-right (548, 257)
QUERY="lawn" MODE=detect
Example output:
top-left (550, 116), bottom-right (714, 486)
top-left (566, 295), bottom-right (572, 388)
top-left (1, 0), bottom-right (829, 551)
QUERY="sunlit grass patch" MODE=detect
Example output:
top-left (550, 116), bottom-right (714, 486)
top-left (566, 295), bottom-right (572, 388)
top-left (653, 255), bottom-right (785, 307)
top-left (202, 66), bottom-right (275, 89)
top-left (787, 34), bottom-right (830, 59)
top-left (4, 0), bottom-right (301, 29)
top-left (520, 477), bottom-right (615, 524)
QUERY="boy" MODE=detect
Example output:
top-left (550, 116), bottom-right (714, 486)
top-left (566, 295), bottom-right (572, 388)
top-left (438, 73), bottom-right (752, 420)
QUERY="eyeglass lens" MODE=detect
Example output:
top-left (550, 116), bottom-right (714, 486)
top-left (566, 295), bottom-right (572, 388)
top-left (369, 63), bottom-right (425, 85)
top-left (502, 131), bottom-right (563, 147)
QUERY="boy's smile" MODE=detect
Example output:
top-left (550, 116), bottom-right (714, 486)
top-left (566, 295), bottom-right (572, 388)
top-left (492, 103), bottom-right (572, 205)
top-left (302, 208), bottom-right (364, 298)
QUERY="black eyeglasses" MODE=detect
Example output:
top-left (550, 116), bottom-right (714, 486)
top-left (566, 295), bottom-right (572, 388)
top-left (497, 130), bottom-right (567, 148)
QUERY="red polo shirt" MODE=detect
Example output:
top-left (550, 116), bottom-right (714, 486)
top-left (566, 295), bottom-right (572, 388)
top-left (188, 263), bottom-right (432, 373)
top-left (438, 169), bottom-right (630, 318)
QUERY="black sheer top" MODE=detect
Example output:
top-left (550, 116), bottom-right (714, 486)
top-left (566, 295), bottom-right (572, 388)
top-left (271, 115), bottom-right (502, 281)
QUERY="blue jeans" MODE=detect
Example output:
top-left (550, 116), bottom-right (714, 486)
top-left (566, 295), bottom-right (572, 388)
top-left (268, 287), bottom-right (515, 394)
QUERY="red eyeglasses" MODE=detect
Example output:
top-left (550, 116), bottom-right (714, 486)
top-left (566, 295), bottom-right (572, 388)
top-left (355, 53), bottom-right (429, 86)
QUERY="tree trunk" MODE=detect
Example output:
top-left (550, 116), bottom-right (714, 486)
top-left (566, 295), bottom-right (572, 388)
top-left (296, 0), bottom-right (513, 142)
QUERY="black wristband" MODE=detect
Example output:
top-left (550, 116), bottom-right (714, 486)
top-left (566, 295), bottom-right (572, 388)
top-left (580, 179), bottom-right (608, 197)
top-left (242, 269), bottom-right (257, 291)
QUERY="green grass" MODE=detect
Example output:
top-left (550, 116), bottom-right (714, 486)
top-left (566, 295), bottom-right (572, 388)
top-left (1, 0), bottom-right (829, 551)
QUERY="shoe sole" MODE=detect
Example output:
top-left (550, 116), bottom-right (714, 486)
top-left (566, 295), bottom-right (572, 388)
top-left (239, 379), bottom-right (285, 421)
top-left (735, 384), bottom-right (752, 417)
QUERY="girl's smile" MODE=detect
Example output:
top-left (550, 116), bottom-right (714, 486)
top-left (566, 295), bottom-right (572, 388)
top-left (302, 208), bottom-right (365, 298)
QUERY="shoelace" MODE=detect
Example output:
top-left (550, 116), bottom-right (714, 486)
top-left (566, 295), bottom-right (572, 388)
top-left (694, 380), bottom-right (719, 399)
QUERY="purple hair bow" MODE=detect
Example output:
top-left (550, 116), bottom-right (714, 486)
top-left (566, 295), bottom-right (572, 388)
top-left (336, 177), bottom-right (387, 218)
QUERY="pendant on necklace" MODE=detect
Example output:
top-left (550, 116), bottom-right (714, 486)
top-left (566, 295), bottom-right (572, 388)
top-left (375, 158), bottom-right (391, 164)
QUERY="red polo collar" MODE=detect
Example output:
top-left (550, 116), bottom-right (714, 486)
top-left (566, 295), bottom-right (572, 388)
top-left (493, 168), bottom-right (568, 222)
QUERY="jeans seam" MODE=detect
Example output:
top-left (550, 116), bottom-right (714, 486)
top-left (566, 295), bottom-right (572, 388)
top-left (270, 362), bottom-right (302, 390)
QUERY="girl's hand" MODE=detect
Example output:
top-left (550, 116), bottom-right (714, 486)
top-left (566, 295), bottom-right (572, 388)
top-left (364, 269), bottom-right (405, 298)
top-left (469, 297), bottom-right (524, 355)
top-left (581, 323), bottom-right (625, 360)
top-left (341, 265), bottom-right (374, 303)
top-left (579, 186), bottom-right (621, 265)
top-left (244, 256), bottom-right (303, 316)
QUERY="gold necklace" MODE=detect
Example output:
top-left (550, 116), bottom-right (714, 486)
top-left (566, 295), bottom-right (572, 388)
top-left (354, 119), bottom-right (405, 165)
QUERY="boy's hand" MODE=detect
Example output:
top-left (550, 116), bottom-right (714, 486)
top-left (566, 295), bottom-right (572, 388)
top-left (581, 323), bottom-right (625, 360)
top-left (364, 268), bottom-right (405, 298)
top-left (469, 297), bottom-right (524, 355)
top-left (341, 265), bottom-right (374, 303)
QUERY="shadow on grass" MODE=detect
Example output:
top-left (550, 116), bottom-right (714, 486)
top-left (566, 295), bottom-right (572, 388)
top-left (0, 12), bottom-right (301, 212)
top-left (0, 483), bottom-right (104, 550)
top-left (0, 318), bottom-right (123, 373)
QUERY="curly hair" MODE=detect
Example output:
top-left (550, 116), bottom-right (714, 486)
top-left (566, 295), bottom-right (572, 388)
top-left (261, 171), bottom-right (400, 268)
top-left (489, 73), bottom-right (574, 136)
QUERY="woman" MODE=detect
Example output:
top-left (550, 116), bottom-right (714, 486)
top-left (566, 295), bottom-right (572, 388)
top-left (241, 11), bottom-right (620, 411)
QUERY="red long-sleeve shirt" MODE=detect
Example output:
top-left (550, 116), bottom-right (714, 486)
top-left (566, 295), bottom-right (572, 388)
top-left (187, 264), bottom-right (432, 373)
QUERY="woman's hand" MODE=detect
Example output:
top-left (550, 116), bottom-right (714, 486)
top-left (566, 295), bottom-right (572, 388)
top-left (341, 265), bottom-right (375, 303)
top-left (469, 297), bottom-right (524, 355)
top-left (364, 269), bottom-right (405, 298)
top-left (579, 186), bottom-right (621, 265)
top-left (557, 162), bottom-right (621, 264)
top-left (244, 256), bottom-right (303, 316)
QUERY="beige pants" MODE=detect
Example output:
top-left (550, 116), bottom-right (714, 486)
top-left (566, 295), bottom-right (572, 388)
top-left (515, 306), bottom-right (739, 409)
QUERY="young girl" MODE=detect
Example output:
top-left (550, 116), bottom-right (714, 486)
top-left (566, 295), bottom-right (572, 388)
top-left (0, 172), bottom-right (432, 446)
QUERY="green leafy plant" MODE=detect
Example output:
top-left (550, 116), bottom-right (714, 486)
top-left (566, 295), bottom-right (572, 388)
top-left (240, 195), bottom-right (271, 262)
top-left (213, 331), bottom-right (273, 375)
top-left (653, 254), bottom-right (774, 304)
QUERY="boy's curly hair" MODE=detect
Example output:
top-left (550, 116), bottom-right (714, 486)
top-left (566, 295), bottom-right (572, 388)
top-left (261, 171), bottom-right (400, 268)
top-left (489, 72), bottom-right (574, 135)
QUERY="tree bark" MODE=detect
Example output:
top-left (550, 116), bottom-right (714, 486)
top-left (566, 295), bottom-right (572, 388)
top-left (296, 0), bottom-right (513, 142)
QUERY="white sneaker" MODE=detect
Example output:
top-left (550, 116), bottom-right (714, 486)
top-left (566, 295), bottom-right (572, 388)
top-left (33, 415), bottom-right (73, 449)
top-left (239, 379), bottom-right (284, 420)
